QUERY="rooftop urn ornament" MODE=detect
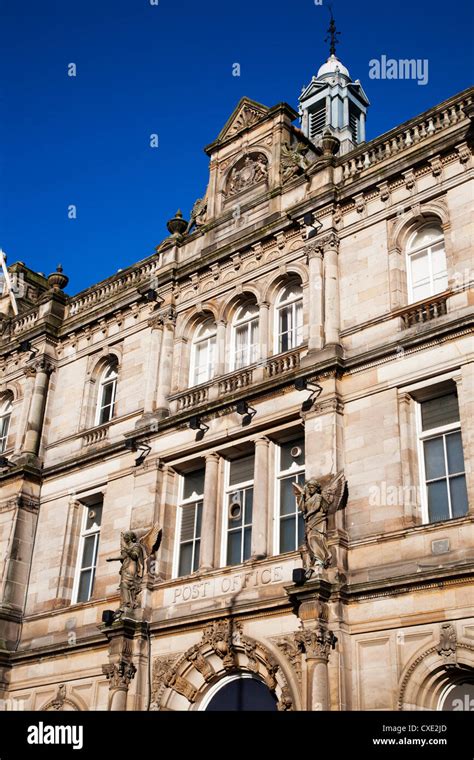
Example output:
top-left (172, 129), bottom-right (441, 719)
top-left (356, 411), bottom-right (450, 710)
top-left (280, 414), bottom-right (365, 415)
top-left (320, 129), bottom-right (340, 157)
top-left (107, 523), bottom-right (162, 616)
top-left (293, 472), bottom-right (347, 581)
top-left (166, 209), bottom-right (188, 237)
top-left (47, 264), bottom-right (69, 291)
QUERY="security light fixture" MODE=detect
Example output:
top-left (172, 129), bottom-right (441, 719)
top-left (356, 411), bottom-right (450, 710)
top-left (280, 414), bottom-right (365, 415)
top-left (0, 456), bottom-right (14, 469)
top-left (124, 438), bottom-right (151, 466)
top-left (101, 610), bottom-right (116, 626)
top-left (292, 568), bottom-right (307, 586)
top-left (295, 378), bottom-right (323, 412)
top-left (189, 416), bottom-right (209, 441)
top-left (18, 339), bottom-right (37, 361)
top-left (302, 212), bottom-right (323, 240)
top-left (138, 287), bottom-right (163, 305)
top-left (236, 400), bottom-right (257, 427)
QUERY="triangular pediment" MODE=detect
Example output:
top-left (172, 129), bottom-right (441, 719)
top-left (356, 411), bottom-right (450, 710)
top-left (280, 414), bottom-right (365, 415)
top-left (299, 78), bottom-right (327, 101)
top-left (216, 97), bottom-right (270, 142)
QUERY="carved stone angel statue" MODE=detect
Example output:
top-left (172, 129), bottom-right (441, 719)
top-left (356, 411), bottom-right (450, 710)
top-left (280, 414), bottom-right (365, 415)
top-left (107, 524), bottom-right (162, 613)
top-left (293, 472), bottom-right (347, 578)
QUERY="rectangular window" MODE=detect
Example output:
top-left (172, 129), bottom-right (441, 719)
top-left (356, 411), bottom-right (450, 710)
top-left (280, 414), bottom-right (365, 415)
top-left (177, 469), bottom-right (204, 577)
top-left (73, 496), bottom-right (103, 603)
top-left (194, 337), bottom-right (216, 385)
top-left (276, 438), bottom-right (305, 553)
top-left (418, 392), bottom-right (468, 523)
top-left (225, 454), bottom-right (254, 566)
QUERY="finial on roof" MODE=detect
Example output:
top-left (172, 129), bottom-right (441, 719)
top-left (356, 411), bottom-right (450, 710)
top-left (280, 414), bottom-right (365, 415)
top-left (325, 6), bottom-right (340, 57)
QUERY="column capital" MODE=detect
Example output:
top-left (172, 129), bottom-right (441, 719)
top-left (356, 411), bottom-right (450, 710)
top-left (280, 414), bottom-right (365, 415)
top-left (148, 315), bottom-right (165, 330)
top-left (102, 661), bottom-right (137, 691)
top-left (31, 357), bottom-right (55, 375)
top-left (205, 452), bottom-right (220, 464)
top-left (254, 435), bottom-right (270, 447)
top-left (295, 626), bottom-right (337, 663)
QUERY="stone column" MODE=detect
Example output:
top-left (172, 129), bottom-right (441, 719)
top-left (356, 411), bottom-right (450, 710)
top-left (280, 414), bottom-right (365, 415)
top-left (155, 310), bottom-right (176, 418)
top-left (305, 242), bottom-right (324, 353)
top-left (322, 232), bottom-right (340, 346)
top-left (293, 594), bottom-right (337, 711)
top-left (142, 316), bottom-right (164, 416)
top-left (101, 619), bottom-right (147, 711)
top-left (215, 320), bottom-right (227, 376)
top-left (251, 437), bottom-right (269, 559)
top-left (199, 453), bottom-right (220, 571)
top-left (258, 302), bottom-right (270, 363)
top-left (14, 368), bottom-right (35, 455)
top-left (23, 357), bottom-right (54, 456)
top-left (454, 369), bottom-right (474, 512)
top-left (398, 392), bottom-right (419, 526)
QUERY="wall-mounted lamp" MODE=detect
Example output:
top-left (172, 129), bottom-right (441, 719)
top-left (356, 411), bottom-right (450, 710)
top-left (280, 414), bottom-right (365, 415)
top-left (18, 339), bottom-right (38, 361)
top-left (124, 438), bottom-right (152, 466)
top-left (236, 400), bottom-right (257, 427)
top-left (302, 212), bottom-right (323, 240)
top-left (138, 286), bottom-right (164, 305)
top-left (0, 456), bottom-right (15, 470)
top-left (295, 377), bottom-right (323, 412)
top-left (189, 416), bottom-right (209, 441)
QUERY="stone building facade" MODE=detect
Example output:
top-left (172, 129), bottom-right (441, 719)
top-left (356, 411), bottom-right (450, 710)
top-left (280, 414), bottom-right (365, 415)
top-left (0, 51), bottom-right (473, 711)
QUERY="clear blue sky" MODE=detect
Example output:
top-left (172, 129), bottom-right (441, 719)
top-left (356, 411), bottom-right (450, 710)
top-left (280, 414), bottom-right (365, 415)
top-left (1, 0), bottom-right (472, 294)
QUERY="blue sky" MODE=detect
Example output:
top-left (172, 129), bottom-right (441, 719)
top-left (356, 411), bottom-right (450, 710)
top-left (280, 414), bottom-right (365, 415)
top-left (1, 0), bottom-right (472, 294)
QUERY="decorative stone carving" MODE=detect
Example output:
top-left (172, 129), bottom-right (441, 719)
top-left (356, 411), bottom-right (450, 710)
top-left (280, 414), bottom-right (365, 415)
top-left (271, 634), bottom-right (302, 683)
top-left (227, 105), bottom-right (263, 136)
top-left (277, 685), bottom-right (294, 711)
top-left (43, 684), bottom-right (79, 712)
top-left (243, 639), bottom-right (259, 673)
top-left (295, 627), bottom-right (337, 662)
top-left (202, 619), bottom-right (240, 669)
top-left (224, 153), bottom-right (268, 198)
top-left (164, 671), bottom-right (197, 703)
top-left (102, 661), bottom-right (137, 689)
top-left (150, 654), bottom-right (181, 709)
top-left (281, 141), bottom-right (309, 182)
top-left (186, 645), bottom-right (215, 683)
top-left (438, 623), bottom-right (457, 667)
top-left (293, 472), bottom-right (348, 577)
top-left (185, 197), bottom-right (208, 234)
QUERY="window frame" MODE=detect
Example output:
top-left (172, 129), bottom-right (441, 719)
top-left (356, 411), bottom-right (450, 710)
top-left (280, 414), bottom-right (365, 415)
top-left (190, 320), bottom-right (217, 387)
top-left (95, 364), bottom-right (118, 427)
top-left (173, 470), bottom-right (204, 579)
top-left (221, 456), bottom-right (255, 567)
top-left (72, 499), bottom-right (103, 604)
top-left (274, 282), bottom-right (304, 355)
top-left (231, 302), bottom-right (259, 371)
top-left (406, 225), bottom-right (447, 304)
top-left (273, 439), bottom-right (305, 555)
top-left (0, 398), bottom-right (13, 453)
top-left (416, 396), bottom-right (467, 524)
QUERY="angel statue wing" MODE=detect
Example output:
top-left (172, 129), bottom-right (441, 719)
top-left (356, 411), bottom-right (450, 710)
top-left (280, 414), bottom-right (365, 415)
top-left (320, 471), bottom-right (348, 515)
top-left (138, 523), bottom-right (162, 557)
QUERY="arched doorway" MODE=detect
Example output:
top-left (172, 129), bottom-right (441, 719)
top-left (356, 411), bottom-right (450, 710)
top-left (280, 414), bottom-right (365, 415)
top-left (439, 679), bottom-right (474, 711)
top-left (201, 674), bottom-right (278, 711)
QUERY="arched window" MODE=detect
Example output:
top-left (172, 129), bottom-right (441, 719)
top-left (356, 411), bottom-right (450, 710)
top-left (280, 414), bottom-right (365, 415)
top-left (95, 364), bottom-right (117, 426)
top-left (201, 674), bottom-right (278, 711)
top-left (232, 302), bottom-right (259, 370)
top-left (190, 320), bottom-right (217, 386)
top-left (275, 282), bottom-right (303, 353)
top-left (0, 397), bottom-right (13, 453)
top-left (406, 225), bottom-right (447, 304)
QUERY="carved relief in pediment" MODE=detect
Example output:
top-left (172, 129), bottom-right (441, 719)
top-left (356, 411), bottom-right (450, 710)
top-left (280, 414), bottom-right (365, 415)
top-left (223, 153), bottom-right (269, 200)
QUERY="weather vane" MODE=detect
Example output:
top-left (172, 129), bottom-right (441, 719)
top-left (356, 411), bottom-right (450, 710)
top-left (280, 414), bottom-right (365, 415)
top-left (325, 6), bottom-right (340, 57)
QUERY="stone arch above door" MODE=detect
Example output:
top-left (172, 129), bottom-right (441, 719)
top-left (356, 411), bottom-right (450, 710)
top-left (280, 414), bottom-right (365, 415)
top-left (150, 618), bottom-right (295, 711)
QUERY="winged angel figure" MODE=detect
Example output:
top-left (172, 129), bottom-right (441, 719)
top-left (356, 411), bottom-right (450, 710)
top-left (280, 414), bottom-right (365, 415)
top-left (293, 473), bottom-right (347, 578)
top-left (107, 524), bottom-right (162, 612)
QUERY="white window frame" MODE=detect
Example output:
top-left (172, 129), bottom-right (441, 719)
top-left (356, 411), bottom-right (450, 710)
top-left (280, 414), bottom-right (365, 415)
top-left (95, 365), bottom-right (117, 426)
top-left (231, 303), bottom-right (259, 371)
top-left (273, 439), bottom-right (305, 555)
top-left (274, 283), bottom-right (303, 354)
top-left (190, 321), bottom-right (217, 387)
top-left (72, 499), bottom-right (103, 604)
top-left (173, 471), bottom-right (204, 579)
top-left (416, 399), bottom-right (466, 524)
top-left (221, 457), bottom-right (254, 567)
top-left (406, 226), bottom-right (447, 304)
top-left (0, 398), bottom-right (13, 453)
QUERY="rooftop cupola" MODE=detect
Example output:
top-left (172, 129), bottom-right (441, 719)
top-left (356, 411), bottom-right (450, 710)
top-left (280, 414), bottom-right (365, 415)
top-left (298, 12), bottom-right (369, 155)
